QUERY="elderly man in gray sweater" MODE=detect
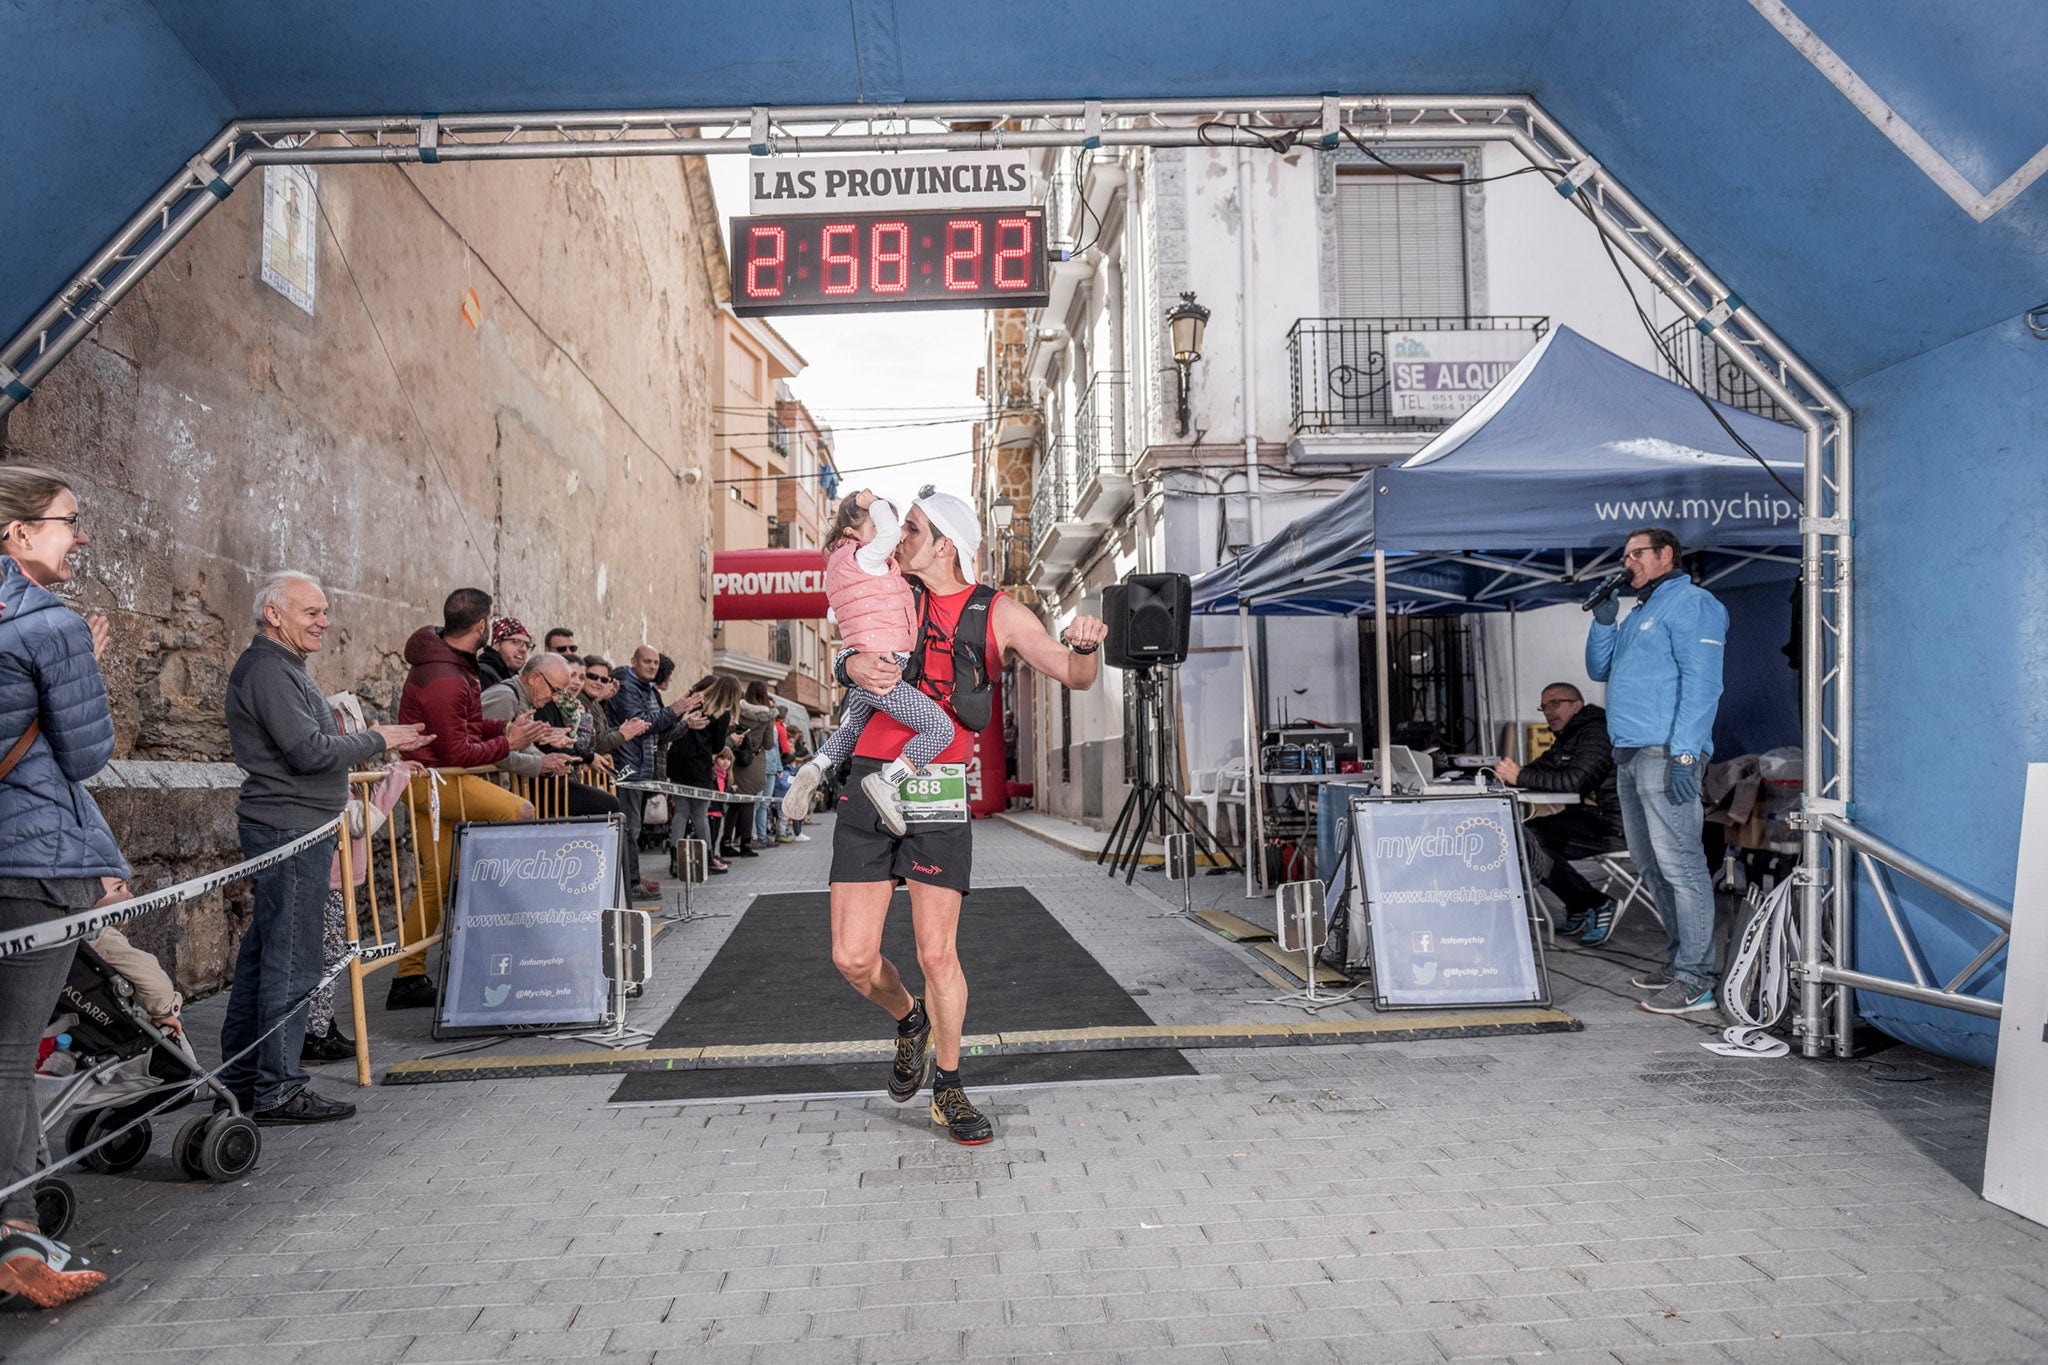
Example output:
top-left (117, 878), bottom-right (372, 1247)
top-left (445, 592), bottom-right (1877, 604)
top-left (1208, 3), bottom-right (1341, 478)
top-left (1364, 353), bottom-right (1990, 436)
top-left (222, 571), bottom-right (429, 1125)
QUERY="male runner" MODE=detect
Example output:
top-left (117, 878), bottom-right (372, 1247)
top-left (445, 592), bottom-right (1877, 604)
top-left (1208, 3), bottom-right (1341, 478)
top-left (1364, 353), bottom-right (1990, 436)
top-left (830, 486), bottom-right (1106, 1144)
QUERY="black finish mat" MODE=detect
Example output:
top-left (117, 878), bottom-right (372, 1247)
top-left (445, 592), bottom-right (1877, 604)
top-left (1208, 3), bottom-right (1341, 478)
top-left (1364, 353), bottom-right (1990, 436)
top-left (609, 885), bottom-right (1193, 1103)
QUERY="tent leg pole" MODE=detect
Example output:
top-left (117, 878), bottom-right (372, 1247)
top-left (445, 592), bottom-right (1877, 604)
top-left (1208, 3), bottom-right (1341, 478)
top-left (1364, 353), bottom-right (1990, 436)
top-left (1374, 552), bottom-right (1394, 792)
top-left (1241, 602), bottom-right (1267, 899)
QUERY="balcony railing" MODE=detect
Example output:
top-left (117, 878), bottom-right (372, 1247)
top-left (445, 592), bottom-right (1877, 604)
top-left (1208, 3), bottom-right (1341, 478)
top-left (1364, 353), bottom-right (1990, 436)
top-left (1031, 438), bottom-right (1075, 555)
top-left (1075, 370), bottom-right (1129, 492)
top-left (1656, 317), bottom-right (1796, 425)
top-left (1288, 315), bottom-right (1549, 433)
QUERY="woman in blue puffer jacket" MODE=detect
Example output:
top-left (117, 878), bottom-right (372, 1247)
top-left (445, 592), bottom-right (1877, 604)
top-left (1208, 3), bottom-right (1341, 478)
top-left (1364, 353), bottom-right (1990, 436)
top-left (0, 464), bottom-right (125, 1310)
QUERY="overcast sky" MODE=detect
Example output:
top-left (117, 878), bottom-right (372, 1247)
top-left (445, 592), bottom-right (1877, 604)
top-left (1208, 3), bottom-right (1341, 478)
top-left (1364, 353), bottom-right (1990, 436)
top-left (705, 157), bottom-right (983, 511)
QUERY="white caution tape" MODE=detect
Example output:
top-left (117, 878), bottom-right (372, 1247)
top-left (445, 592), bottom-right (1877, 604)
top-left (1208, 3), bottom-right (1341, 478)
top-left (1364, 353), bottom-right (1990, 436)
top-left (1702, 876), bottom-right (1798, 1059)
top-left (615, 778), bottom-right (776, 805)
top-left (0, 816), bottom-right (344, 961)
top-left (0, 942), bottom-right (363, 1202)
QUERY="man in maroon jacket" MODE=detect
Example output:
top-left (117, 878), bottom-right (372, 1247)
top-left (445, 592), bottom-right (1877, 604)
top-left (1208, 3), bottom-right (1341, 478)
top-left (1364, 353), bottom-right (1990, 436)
top-left (386, 588), bottom-right (552, 1010)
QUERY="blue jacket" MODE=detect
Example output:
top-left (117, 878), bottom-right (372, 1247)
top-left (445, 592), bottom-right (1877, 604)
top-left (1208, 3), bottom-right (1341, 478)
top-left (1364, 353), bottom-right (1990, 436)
top-left (0, 558), bottom-right (129, 881)
top-left (1585, 573), bottom-right (1728, 760)
top-left (605, 669), bottom-right (682, 780)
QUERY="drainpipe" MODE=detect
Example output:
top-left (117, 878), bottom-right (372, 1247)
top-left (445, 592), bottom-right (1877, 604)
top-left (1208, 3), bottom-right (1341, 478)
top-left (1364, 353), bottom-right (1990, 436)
top-left (1236, 145), bottom-right (1264, 542)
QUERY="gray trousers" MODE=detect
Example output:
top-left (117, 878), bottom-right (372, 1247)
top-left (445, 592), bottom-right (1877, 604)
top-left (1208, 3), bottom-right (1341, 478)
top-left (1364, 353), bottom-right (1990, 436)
top-left (1, 896), bottom-right (77, 1227)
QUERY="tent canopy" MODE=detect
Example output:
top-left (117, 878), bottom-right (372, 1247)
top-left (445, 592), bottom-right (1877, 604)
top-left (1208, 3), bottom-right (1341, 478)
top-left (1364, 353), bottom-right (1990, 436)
top-left (1193, 326), bottom-right (1805, 616)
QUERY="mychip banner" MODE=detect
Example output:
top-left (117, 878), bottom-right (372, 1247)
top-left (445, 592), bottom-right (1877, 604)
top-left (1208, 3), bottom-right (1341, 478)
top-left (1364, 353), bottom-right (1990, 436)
top-left (434, 818), bottom-right (618, 1037)
top-left (1351, 795), bottom-right (1546, 1008)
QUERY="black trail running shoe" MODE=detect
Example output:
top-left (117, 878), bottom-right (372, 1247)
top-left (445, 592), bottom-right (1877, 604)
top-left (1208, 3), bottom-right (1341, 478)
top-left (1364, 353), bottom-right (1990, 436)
top-left (930, 1082), bottom-right (994, 1145)
top-left (888, 1000), bottom-right (934, 1103)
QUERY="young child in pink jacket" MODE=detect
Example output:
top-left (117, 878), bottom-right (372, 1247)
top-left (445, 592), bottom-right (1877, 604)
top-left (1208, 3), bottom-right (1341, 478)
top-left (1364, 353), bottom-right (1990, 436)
top-left (782, 489), bottom-right (955, 835)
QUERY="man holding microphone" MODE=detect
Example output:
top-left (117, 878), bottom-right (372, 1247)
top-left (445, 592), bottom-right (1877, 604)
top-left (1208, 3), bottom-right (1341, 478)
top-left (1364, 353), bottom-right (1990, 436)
top-left (1585, 528), bottom-right (1728, 1016)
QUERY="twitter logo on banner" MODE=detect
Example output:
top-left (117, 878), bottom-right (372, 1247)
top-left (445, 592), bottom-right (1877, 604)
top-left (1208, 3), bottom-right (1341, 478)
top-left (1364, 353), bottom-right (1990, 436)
top-left (483, 984), bottom-right (510, 1007)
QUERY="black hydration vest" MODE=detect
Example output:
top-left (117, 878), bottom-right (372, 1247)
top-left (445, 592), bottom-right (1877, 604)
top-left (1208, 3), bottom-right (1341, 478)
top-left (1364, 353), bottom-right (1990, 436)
top-left (900, 582), bottom-right (999, 733)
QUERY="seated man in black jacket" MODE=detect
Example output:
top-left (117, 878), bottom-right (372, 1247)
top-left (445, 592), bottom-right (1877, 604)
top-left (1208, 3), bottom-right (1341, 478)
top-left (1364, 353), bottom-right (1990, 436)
top-left (1495, 683), bottom-right (1628, 945)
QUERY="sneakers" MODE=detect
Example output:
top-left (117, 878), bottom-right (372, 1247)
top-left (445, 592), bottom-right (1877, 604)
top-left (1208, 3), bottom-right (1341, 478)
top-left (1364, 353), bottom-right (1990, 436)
top-left (1578, 900), bottom-right (1619, 946)
top-left (0, 1229), bottom-right (105, 1310)
top-left (792, 833), bottom-right (811, 842)
top-left (1558, 907), bottom-right (1591, 937)
top-left (862, 770), bottom-right (908, 837)
top-left (888, 1000), bottom-right (934, 1103)
top-left (781, 764), bottom-right (824, 822)
top-left (930, 1082), bottom-right (994, 1145)
top-left (708, 858), bottom-right (730, 875)
top-left (385, 974), bottom-right (437, 1010)
top-left (254, 1088), bottom-right (358, 1125)
top-left (1640, 980), bottom-right (1717, 1016)
top-left (1630, 968), bottom-right (1677, 992)
top-left (300, 1019), bottom-right (355, 1063)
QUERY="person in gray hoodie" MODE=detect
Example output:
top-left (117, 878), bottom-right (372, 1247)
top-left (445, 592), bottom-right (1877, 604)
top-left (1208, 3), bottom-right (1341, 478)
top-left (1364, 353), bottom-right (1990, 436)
top-left (221, 571), bottom-right (428, 1126)
top-left (0, 466), bottom-right (124, 1309)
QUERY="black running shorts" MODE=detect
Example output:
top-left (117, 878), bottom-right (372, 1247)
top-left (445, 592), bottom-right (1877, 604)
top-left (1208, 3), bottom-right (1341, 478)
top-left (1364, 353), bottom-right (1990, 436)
top-left (829, 757), bottom-right (973, 895)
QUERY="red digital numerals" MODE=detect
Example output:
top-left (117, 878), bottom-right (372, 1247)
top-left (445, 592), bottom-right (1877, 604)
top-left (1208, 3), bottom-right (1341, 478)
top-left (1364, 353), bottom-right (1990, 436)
top-left (738, 210), bottom-right (1039, 307)
top-left (994, 217), bottom-right (1032, 290)
top-left (746, 225), bottom-right (786, 298)
top-left (870, 221), bottom-right (909, 293)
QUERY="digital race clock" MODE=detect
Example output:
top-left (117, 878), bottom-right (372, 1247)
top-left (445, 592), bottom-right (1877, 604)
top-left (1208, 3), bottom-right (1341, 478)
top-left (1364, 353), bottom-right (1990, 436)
top-left (730, 207), bottom-right (1049, 317)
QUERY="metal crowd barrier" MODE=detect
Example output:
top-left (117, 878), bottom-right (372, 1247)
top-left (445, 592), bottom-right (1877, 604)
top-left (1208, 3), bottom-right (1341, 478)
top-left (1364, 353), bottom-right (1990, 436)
top-left (338, 761), bottom-right (617, 1085)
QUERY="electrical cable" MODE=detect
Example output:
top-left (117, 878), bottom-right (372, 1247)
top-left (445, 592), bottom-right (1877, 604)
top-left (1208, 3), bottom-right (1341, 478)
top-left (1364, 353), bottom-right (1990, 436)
top-left (393, 168), bottom-right (685, 483)
top-left (1338, 129), bottom-right (1557, 186)
top-left (310, 185), bottom-right (494, 577)
top-left (1334, 125), bottom-right (1799, 500)
top-left (1577, 206), bottom-right (1802, 500)
top-left (714, 443), bottom-right (977, 485)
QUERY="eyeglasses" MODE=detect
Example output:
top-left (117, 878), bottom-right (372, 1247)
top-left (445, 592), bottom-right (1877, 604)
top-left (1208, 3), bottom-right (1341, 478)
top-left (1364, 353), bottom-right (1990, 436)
top-left (21, 515), bottom-right (81, 531)
top-left (1622, 546), bottom-right (1660, 561)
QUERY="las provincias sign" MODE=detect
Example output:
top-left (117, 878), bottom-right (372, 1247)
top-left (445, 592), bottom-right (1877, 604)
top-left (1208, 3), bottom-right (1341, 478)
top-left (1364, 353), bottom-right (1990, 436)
top-left (713, 548), bottom-right (827, 621)
top-left (748, 152), bottom-right (1031, 214)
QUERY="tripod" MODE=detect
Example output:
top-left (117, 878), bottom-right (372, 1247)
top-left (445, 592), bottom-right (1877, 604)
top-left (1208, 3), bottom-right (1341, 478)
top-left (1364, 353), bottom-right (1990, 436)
top-left (1097, 666), bottom-right (1242, 885)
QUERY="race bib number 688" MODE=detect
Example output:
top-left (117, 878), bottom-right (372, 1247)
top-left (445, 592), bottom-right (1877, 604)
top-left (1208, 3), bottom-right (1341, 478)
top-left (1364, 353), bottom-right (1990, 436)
top-left (899, 764), bottom-right (969, 824)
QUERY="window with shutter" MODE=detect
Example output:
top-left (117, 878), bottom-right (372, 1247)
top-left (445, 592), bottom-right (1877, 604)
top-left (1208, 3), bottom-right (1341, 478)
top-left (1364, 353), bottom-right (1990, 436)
top-left (1333, 172), bottom-right (1468, 317)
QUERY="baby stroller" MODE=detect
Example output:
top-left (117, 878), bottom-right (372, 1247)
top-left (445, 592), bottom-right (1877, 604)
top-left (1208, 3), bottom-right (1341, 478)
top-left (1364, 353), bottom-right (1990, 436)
top-left (30, 943), bottom-right (261, 1238)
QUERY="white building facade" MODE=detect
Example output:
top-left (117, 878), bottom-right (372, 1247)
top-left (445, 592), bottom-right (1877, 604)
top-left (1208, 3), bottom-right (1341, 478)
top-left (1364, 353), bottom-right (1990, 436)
top-left (981, 134), bottom-right (1749, 831)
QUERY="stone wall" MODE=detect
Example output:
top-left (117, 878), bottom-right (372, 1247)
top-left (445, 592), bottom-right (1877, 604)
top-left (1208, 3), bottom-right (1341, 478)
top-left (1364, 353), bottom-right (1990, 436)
top-left (1, 154), bottom-right (726, 994)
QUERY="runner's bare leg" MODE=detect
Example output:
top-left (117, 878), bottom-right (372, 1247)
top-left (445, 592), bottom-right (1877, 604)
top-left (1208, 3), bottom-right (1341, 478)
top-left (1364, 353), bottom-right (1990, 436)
top-left (907, 881), bottom-right (966, 1070)
top-left (830, 879), bottom-right (915, 1020)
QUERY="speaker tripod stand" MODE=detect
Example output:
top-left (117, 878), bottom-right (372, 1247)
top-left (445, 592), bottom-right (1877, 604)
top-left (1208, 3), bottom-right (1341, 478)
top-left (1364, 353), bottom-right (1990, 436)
top-left (1097, 666), bottom-right (1241, 885)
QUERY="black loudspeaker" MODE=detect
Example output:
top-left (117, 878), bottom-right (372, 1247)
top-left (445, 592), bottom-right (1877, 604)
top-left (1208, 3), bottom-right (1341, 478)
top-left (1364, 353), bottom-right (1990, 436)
top-left (1103, 572), bottom-right (1192, 670)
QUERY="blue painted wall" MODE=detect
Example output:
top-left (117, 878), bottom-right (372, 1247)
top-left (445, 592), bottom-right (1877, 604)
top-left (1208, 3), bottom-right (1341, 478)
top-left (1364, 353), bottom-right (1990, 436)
top-left (1843, 313), bottom-right (2048, 1065)
top-left (0, 0), bottom-right (230, 359)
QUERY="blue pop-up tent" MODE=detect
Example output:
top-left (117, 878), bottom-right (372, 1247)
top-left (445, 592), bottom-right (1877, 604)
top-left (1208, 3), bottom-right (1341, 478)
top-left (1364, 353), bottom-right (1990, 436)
top-left (1191, 324), bottom-right (1804, 899)
top-left (1193, 325), bottom-right (1804, 618)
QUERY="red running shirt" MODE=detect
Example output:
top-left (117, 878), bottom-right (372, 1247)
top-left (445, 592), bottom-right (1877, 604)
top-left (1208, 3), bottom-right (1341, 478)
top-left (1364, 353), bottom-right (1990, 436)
top-left (853, 584), bottom-right (995, 765)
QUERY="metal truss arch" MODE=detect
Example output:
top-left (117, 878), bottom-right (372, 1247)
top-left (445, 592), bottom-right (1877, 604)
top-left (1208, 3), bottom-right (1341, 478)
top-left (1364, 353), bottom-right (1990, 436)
top-left (0, 93), bottom-right (1907, 1057)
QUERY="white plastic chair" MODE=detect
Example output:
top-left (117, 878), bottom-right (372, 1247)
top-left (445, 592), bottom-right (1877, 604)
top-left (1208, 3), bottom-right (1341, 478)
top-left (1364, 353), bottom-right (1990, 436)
top-left (1191, 756), bottom-right (1249, 846)
top-left (1588, 849), bottom-right (1661, 935)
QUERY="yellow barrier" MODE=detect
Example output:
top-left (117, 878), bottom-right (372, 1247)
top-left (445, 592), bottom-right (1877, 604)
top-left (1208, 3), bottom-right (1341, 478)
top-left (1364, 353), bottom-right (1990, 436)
top-left (338, 761), bottom-right (619, 1085)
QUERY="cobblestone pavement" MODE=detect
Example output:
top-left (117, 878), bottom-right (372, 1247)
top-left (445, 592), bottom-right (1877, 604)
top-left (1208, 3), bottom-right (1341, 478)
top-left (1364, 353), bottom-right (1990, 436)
top-left (5, 817), bottom-right (2044, 1363)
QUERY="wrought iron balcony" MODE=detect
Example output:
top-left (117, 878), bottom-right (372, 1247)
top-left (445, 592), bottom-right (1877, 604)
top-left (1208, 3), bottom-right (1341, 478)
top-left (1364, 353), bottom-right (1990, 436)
top-left (1030, 438), bottom-right (1075, 556)
top-left (1288, 315), bottom-right (1549, 434)
top-left (1074, 370), bottom-right (1130, 496)
top-left (1655, 317), bottom-right (1796, 425)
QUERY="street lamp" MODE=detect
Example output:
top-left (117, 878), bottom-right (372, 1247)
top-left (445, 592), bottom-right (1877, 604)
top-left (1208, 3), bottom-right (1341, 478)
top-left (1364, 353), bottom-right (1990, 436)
top-left (990, 495), bottom-right (1016, 584)
top-left (1165, 291), bottom-right (1210, 438)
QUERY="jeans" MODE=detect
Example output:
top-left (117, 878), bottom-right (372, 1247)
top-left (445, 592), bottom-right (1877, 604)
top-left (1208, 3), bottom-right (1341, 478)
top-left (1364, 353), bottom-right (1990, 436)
top-left (1614, 746), bottom-right (1717, 990)
top-left (679, 796), bottom-right (715, 853)
top-left (618, 790), bottom-right (645, 884)
top-left (0, 896), bottom-right (78, 1227)
top-left (220, 818), bottom-right (338, 1111)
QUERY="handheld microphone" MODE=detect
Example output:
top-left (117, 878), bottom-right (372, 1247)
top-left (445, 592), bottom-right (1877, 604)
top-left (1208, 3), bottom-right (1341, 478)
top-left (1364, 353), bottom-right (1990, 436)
top-left (1580, 569), bottom-right (1629, 613)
